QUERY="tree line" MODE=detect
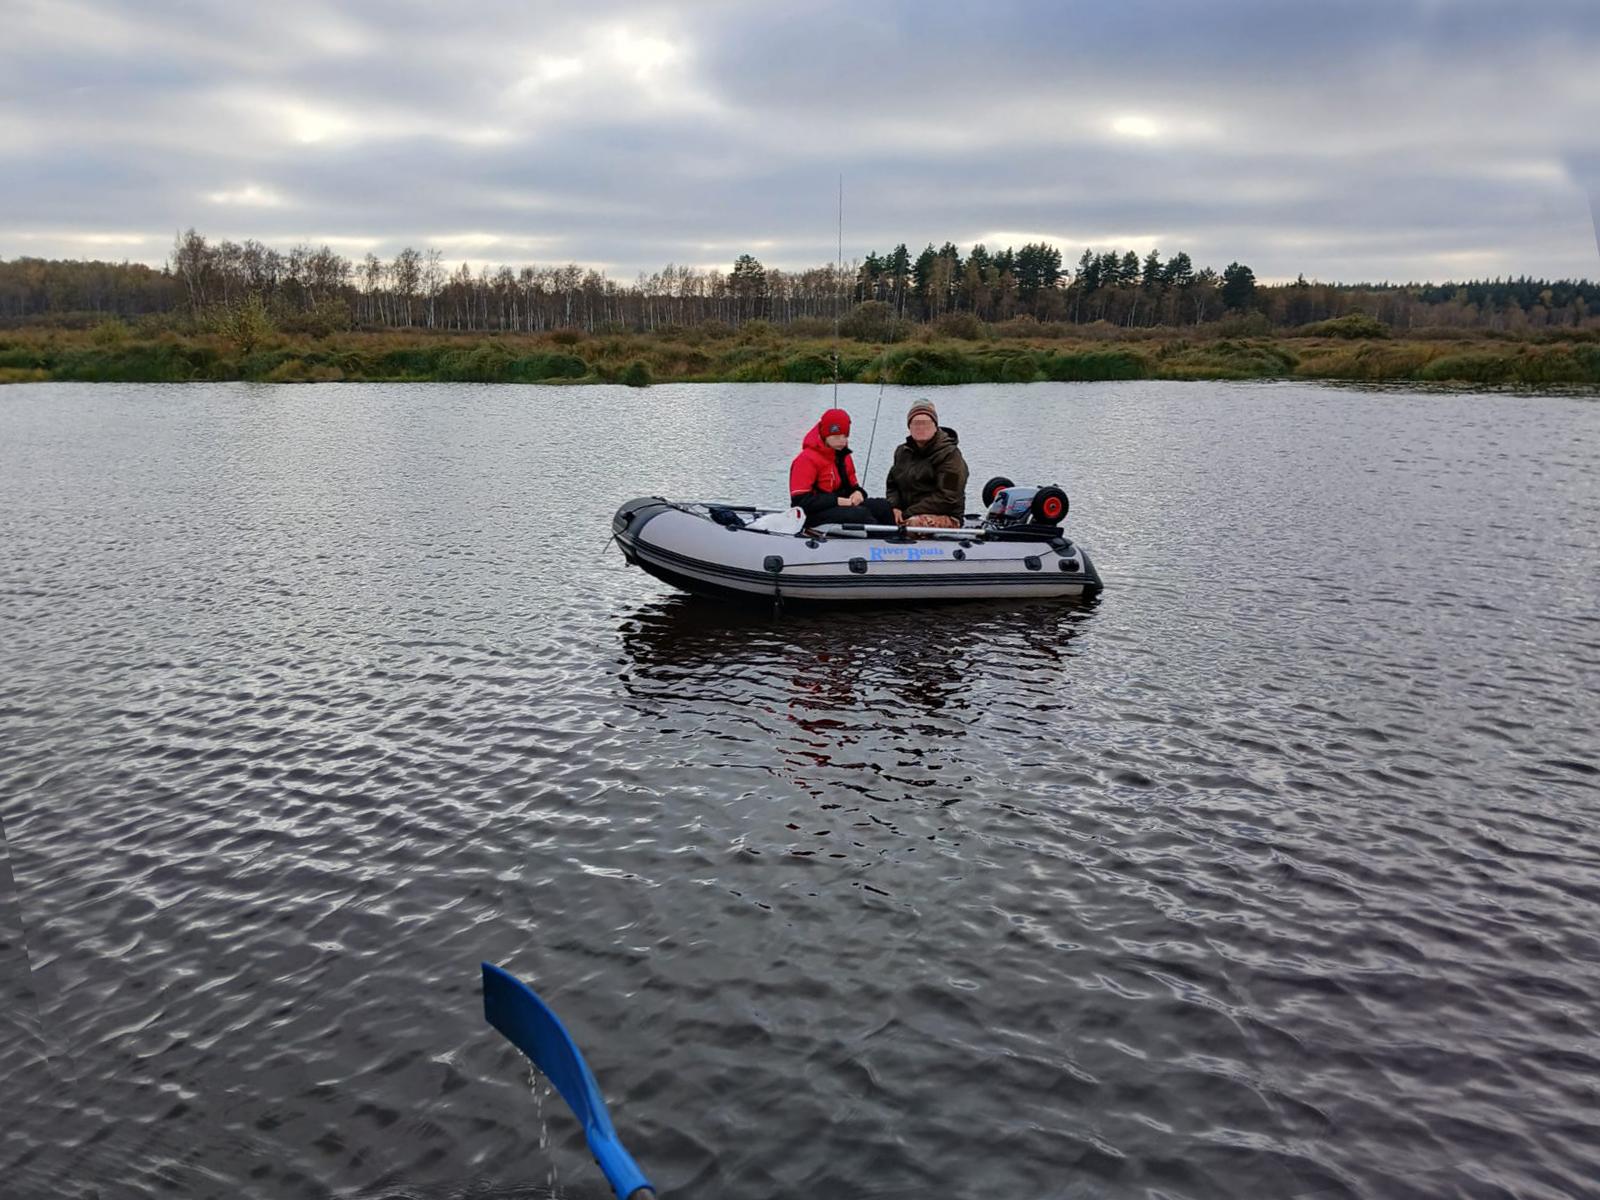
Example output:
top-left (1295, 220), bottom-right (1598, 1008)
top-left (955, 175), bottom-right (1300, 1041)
top-left (1, 229), bottom-right (1595, 334)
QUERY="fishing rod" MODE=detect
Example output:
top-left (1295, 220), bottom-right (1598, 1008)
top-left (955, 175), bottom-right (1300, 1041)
top-left (860, 372), bottom-right (887, 484)
top-left (859, 230), bottom-right (895, 485)
top-left (831, 173), bottom-right (842, 406)
top-left (829, 176), bottom-right (889, 484)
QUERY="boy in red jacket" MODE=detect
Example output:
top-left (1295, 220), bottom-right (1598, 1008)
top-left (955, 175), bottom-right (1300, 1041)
top-left (788, 408), bottom-right (897, 527)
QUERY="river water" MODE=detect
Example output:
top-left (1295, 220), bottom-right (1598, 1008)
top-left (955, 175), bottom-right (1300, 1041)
top-left (2, 380), bottom-right (1597, 1200)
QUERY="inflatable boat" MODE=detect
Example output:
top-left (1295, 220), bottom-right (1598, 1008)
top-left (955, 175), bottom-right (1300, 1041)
top-left (612, 480), bottom-right (1103, 605)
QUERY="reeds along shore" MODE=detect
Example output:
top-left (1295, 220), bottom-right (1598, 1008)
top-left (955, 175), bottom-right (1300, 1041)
top-left (3, 317), bottom-right (1600, 387)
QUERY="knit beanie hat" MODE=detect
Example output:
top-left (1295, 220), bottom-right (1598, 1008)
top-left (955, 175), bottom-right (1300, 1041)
top-left (818, 407), bottom-right (851, 438)
top-left (907, 399), bottom-right (939, 427)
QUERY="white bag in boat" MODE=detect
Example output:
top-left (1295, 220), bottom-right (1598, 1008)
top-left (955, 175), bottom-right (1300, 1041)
top-left (746, 507), bottom-right (806, 534)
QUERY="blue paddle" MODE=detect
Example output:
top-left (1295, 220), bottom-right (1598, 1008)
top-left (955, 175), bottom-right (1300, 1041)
top-left (481, 962), bottom-right (655, 1200)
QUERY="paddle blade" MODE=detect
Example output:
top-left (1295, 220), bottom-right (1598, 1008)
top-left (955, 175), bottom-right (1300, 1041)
top-left (482, 962), bottom-right (653, 1200)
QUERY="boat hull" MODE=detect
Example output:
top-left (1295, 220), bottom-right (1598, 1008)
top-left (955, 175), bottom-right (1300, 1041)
top-left (613, 498), bottom-right (1103, 605)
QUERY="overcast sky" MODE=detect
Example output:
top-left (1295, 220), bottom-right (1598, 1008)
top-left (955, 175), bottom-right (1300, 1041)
top-left (5, 0), bottom-right (1599, 283)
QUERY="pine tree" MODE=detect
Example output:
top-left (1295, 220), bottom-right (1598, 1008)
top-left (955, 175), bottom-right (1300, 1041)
top-left (730, 253), bottom-right (768, 321)
top-left (1220, 262), bottom-right (1258, 311)
top-left (1140, 250), bottom-right (1164, 292)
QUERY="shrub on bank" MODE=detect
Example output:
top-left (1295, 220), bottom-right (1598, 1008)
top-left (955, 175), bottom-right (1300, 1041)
top-left (838, 301), bottom-right (892, 342)
top-left (1540, 345), bottom-right (1600, 381)
top-left (1039, 348), bottom-right (1147, 381)
top-left (998, 352), bottom-right (1043, 383)
top-left (1405, 325), bottom-right (1479, 341)
top-left (510, 352), bottom-right (587, 381)
top-left (239, 349), bottom-right (302, 379)
top-left (1293, 313), bottom-right (1390, 339)
top-left (786, 317), bottom-right (834, 338)
top-left (990, 315), bottom-right (1043, 340)
top-left (1415, 352), bottom-right (1516, 384)
top-left (652, 347), bottom-right (714, 377)
top-left (885, 346), bottom-right (985, 385)
top-left (780, 353), bottom-right (836, 383)
top-left (1534, 326), bottom-right (1600, 344)
top-left (410, 341), bottom-right (582, 383)
top-left (437, 341), bottom-right (514, 382)
top-left (91, 318), bottom-right (131, 346)
top-left (1294, 343), bottom-right (1432, 380)
top-left (1216, 312), bottom-right (1274, 337)
top-left (377, 346), bottom-right (444, 376)
top-left (0, 343), bottom-right (44, 369)
top-left (1155, 339), bottom-right (1298, 379)
top-left (1417, 346), bottom-right (1600, 384)
top-left (51, 339), bottom-right (218, 382)
top-left (932, 312), bottom-right (985, 340)
top-left (838, 353), bottom-right (874, 380)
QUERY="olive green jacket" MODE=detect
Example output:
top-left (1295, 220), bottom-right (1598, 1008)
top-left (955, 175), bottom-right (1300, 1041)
top-left (884, 428), bottom-right (969, 517)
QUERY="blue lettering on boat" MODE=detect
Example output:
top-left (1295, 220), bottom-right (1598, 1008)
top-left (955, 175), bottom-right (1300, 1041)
top-left (869, 546), bottom-right (947, 562)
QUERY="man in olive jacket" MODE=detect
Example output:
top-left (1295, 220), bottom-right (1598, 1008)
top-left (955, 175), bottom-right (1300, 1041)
top-left (885, 399), bottom-right (970, 528)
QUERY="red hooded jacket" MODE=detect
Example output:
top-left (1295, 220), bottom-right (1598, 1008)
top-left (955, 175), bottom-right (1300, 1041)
top-left (789, 413), bottom-right (860, 505)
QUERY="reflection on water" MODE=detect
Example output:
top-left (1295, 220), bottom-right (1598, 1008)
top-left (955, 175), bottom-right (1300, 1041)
top-left (619, 596), bottom-right (1096, 807)
top-left (2, 381), bottom-right (1599, 1200)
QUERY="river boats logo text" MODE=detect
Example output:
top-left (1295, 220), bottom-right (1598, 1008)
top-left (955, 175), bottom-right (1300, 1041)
top-left (869, 545), bottom-right (947, 562)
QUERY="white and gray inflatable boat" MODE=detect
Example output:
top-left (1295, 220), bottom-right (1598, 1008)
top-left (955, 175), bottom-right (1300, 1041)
top-left (612, 483), bottom-right (1103, 605)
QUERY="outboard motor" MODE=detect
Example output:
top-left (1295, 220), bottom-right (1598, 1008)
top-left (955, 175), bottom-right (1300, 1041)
top-left (983, 482), bottom-right (1069, 530)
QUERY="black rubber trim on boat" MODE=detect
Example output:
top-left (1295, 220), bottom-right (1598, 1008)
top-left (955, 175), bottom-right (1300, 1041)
top-left (614, 498), bottom-right (673, 540)
top-left (1024, 556), bottom-right (1042, 571)
top-left (849, 558), bottom-right (868, 574)
top-left (764, 555), bottom-right (784, 574)
top-left (633, 539), bottom-right (1081, 591)
top-left (628, 550), bottom-right (1101, 605)
top-left (627, 554), bottom-right (1089, 608)
top-left (1078, 548), bottom-right (1105, 593)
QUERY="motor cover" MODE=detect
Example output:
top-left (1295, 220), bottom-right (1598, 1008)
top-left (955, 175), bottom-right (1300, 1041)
top-left (985, 486), bottom-right (1039, 527)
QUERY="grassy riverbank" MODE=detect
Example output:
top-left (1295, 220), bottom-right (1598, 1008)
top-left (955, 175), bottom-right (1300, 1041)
top-left (4, 319), bottom-right (1600, 387)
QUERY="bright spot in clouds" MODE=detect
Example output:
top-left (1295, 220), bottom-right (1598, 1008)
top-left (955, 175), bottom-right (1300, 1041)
top-left (206, 184), bottom-right (287, 207)
top-left (528, 55), bottom-right (583, 86)
top-left (429, 232), bottom-right (504, 250)
top-left (284, 103), bottom-right (354, 145)
top-left (9, 230), bottom-right (153, 248)
top-left (608, 25), bottom-right (680, 79)
top-left (510, 27), bottom-right (689, 101)
top-left (1111, 114), bottom-right (1160, 140)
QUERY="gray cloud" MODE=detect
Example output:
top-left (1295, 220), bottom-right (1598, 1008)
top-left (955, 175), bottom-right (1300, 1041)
top-left (5, 0), bottom-right (1598, 281)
